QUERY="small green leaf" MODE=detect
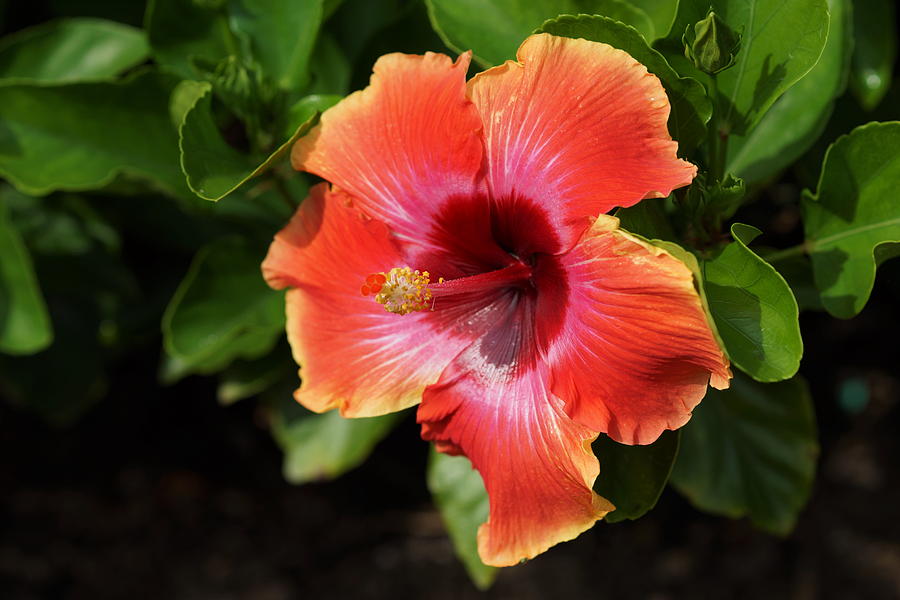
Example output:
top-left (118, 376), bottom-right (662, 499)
top-left (850, 0), bottom-right (896, 110)
top-left (162, 237), bottom-right (284, 375)
top-left (727, 0), bottom-right (851, 183)
top-left (801, 121), bottom-right (900, 319)
top-left (671, 372), bottom-right (818, 535)
top-left (702, 223), bottom-right (802, 381)
top-left (659, 0), bottom-right (829, 135)
top-left (427, 449), bottom-right (497, 590)
top-left (0, 17), bottom-right (149, 83)
top-left (593, 430), bottom-right (679, 523)
top-left (270, 392), bottom-right (402, 483)
top-left (145, 0), bottom-right (234, 79)
top-left (228, 0), bottom-right (324, 91)
top-left (178, 82), bottom-right (337, 201)
top-left (0, 71), bottom-right (190, 198)
top-left (427, 0), bottom-right (657, 68)
top-left (0, 190), bottom-right (52, 354)
top-left (540, 14), bottom-right (712, 149)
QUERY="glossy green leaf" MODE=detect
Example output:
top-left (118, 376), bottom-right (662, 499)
top-left (726, 0), bottom-right (849, 182)
top-left (162, 237), bottom-right (284, 375)
top-left (145, 0), bottom-right (234, 79)
top-left (0, 192), bottom-right (51, 354)
top-left (0, 71), bottom-right (190, 198)
top-left (850, 0), bottom-right (896, 110)
top-left (427, 0), bottom-right (657, 68)
top-left (178, 81), bottom-right (337, 201)
top-left (702, 223), bottom-right (802, 381)
top-left (593, 430), bottom-right (679, 523)
top-left (801, 121), bottom-right (900, 319)
top-left (540, 14), bottom-right (712, 149)
top-left (0, 17), bottom-right (149, 83)
top-left (427, 450), bottom-right (497, 590)
top-left (671, 372), bottom-right (818, 535)
top-left (270, 393), bottom-right (402, 483)
top-left (660, 0), bottom-right (829, 136)
top-left (228, 0), bottom-right (323, 90)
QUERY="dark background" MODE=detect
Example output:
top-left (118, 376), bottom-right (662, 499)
top-left (2, 1), bottom-right (899, 598)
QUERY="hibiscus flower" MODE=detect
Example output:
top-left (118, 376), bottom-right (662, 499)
top-left (263, 33), bottom-right (731, 567)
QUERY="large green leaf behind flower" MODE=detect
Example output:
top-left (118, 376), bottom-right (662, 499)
top-left (427, 450), bottom-right (497, 590)
top-left (672, 373), bottom-right (818, 535)
top-left (801, 121), bottom-right (900, 318)
top-left (593, 430), bottom-right (679, 523)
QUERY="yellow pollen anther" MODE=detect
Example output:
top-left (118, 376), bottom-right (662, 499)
top-left (362, 267), bottom-right (435, 315)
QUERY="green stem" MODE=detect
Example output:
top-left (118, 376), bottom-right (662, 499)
top-left (763, 243), bottom-right (809, 263)
top-left (706, 77), bottom-right (728, 183)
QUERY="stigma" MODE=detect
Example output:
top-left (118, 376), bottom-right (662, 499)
top-left (361, 267), bottom-right (442, 315)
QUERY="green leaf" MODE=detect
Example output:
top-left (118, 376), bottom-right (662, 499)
top-left (217, 348), bottom-right (294, 404)
top-left (270, 392), bottom-right (402, 483)
top-left (671, 372), bottom-right (818, 535)
top-left (307, 32), bottom-right (351, 95)
top-left (0, 191), bottom-right (52, 354)
top-left (162, 236), bottom-right (284, 375)
top-left (593, 430), bottom-right (679, 523)
top-left (726, 0), bottom-right (851, 183)
top-left (702, 223), bottom-right (802, 381)
top-left (850, 0), bottom-right (896, 110)
top-left (659, 0), bottom-right (829, 135)
top-left (0, 71), bottom-right (190, 198)
top-left (540, 14), bottom-right (712, 149)
top-left (801, 121), bottom-right (900, 318)
top-left (228, 0), bottom-right (324, 91)
top-left (768, 254), bottom-right (824, 312)
top-left (0, 18), bottom-right (149, 83)
top-left (426, 0), bottom-right (657, 68)
top-left (615, 197), bottom-right (676, 241)
top-left (145, 0), bottom-right (235, 79)
top-left (427, 449), bottom-right (497, 590)
top-left (627, 0), bottom-right (677, 40)
top-left (178, 81), bottom-right (337, 201)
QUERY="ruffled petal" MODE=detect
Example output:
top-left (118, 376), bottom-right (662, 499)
top-left (292, 50), bottom-right (485, 243)
top-left (418, 316), bottom-right (613, 567)
top-left (262, 184), bottom-right (478, 417)
top-left (550, 215), bottom-right (732, 445)
top-left (468, 33), bottom-right (696, 248)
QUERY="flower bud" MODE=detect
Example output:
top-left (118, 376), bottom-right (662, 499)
top-left (683, 11), bottom-right (742, 74)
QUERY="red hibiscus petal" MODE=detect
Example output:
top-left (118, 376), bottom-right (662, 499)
top-left (292, 50), bottom-right (485, 244)
top-left (550, 215), bottom-right (732, 445)
top-left (418, 310), bottom-right (614, 567)
top-left (468, 33), bottom-right (696, 248)
top-left (262, 184), bottom-right (480, 417)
